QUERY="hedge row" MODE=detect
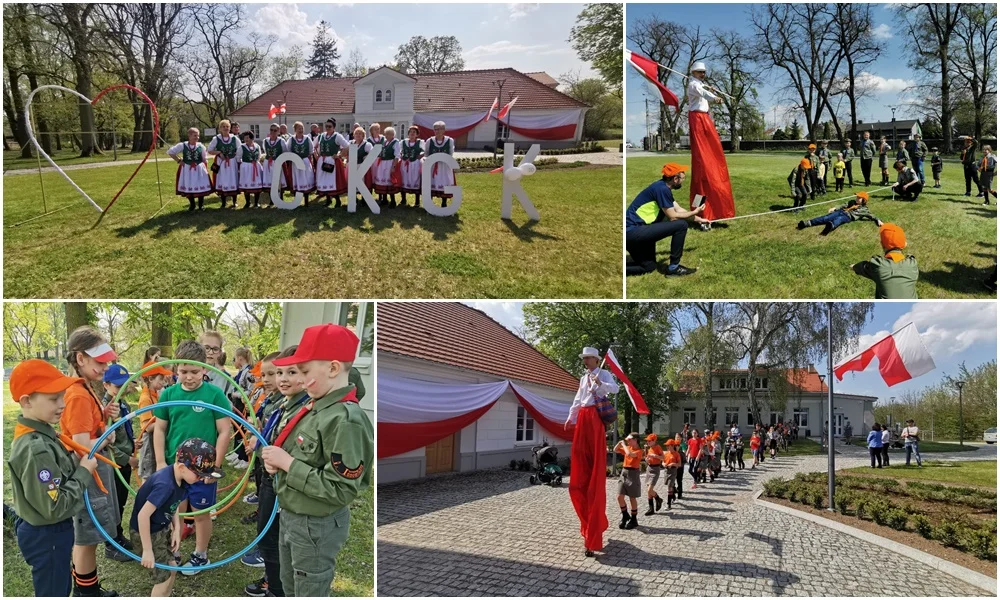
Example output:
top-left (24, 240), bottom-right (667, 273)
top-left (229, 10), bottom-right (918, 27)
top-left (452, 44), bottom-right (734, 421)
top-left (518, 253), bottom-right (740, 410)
top-left (789, 473), bottom-right (996, 510)
top-left (494, 141), bottom-right (608, 156)
top-left (457, 156), bottom-right (559, 170)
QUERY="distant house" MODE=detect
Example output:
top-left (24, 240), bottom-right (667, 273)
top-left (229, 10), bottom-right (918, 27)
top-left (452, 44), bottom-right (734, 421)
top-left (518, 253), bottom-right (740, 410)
top-left (652, 365), bottom-right (877, 438)
top-left (377, 302), bottom-right (578, 483)
top-left (231, 66), bottom-right (590, 150)
top-left (854, 120), bottom-right (922, 142)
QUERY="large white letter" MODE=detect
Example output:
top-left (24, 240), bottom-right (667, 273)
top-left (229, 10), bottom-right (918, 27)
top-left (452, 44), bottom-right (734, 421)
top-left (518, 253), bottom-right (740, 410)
top-left (270, 152), bottom-right (304, 210)
top-left (421, 153), bottom-right (463, 217)
top-left (501, 143), bottom-right (541, 221)
top-left (348, 143), bottom-right (381, 214)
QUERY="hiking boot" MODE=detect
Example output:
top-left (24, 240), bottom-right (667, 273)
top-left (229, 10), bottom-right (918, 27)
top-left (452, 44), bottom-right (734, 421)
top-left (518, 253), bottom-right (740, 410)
top-left (820, 223), bottom-right (834, 236)
top-left (654, 496), bottom-right (663, 512)
top-left (584, 549), bottom-right (595, 557)
top-left (625, 515), bottom-right (638, 530)
top-left (245, 576), bottom-right (269, 597)
top-left (644, 499), bottom-right (655, 516)
top-left (618, 511), bottom-right (629, 529)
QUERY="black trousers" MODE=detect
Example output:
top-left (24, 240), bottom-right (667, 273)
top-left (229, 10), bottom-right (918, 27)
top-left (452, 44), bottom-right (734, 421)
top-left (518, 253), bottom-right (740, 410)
top-left (845, 161), bottom-right (854, 186)
top-left (736, 447), bottom-right (745, 469)
top-left (625, 220), bottom-right (689, 276)
top-left (674, 458), bottom-right (684, 496)
top-left (17, 519), bottom-right (74, 596)
top-left (257, 474), bottom-right (284, 596)
top-left (861, 158), bottom-right (873, 185)
top-left (112, 463), bottom-right (133, 542)
top-left (965, 164), bottom-right (981, 194)
top-left (881, 444), bottom-right (890, 466)
top-left (897, 182), bottom-right (923, 201)
top-left (869, 447), bottom-right (883, 468)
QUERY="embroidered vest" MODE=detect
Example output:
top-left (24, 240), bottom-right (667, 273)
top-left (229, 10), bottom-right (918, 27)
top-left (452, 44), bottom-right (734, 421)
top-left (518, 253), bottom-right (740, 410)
top-left (289, 136), bottom-right (311, 158)
top-left (182, 144), bottom-right (203, 165)
top-left (319, 133), bottom-right (341, 156)
top-left (401, 140), bottom-right (422, 161)
top-left (241, 144), bottom-right (260, 162)
top-left (427, 137), bottom-right (451, 156)
top-left (356, 143), bottom-right (369, 164)
top-left (264, 139), bottom-right (283, 160)
top-left (379, 138), bottom-right (398, 160)
top-left (215, 135), bottom-right (237, 159)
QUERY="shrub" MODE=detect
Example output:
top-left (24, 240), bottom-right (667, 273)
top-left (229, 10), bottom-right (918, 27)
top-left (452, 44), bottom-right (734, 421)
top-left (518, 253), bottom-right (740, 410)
top-left (834, 491), bottom-right (853, 515)
top-left (885, 508), bottom-right (909, 531)
top-left (870, 500), bottom-right (893, 526)
top-left (962, 528), bottom-right (997, 561)
top-left (811, 490), bottom-right (826, 510)
top-left (762, 478), bottom-right (787, 498)
top-left (855, 495), bottom-right (870, 520)
top-left (912, 514), bottom-right (933, 538)
top-left (510, 459), bottom-right (518, 470)
top-left (934, 521), bottom-right (962, 548)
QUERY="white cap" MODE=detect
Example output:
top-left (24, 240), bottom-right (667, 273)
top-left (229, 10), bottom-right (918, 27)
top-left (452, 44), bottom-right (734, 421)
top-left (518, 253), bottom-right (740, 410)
top-left (579, 346), bottom-right (600, 359)
top-left (691, 61), bottom-right (707, 73)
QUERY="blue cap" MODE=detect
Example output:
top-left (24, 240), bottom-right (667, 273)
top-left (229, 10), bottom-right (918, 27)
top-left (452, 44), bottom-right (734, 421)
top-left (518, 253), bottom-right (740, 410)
top-left (103, 364), bottom-right (131, 386)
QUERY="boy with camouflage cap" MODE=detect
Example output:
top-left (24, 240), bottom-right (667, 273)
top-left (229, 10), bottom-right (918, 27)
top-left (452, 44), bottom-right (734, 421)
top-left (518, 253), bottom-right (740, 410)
top-left (262, 324), bottom-right (374, 597)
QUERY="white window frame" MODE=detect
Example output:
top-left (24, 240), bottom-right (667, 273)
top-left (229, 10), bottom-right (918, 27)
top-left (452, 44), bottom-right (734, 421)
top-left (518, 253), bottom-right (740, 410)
top-left (515, 405), bottom-right (535, 443)
top-left (769, 411), bottom-right (782, 425)
top-left (384, 89), bottom-right (392, 102)
top-left (682, 407), bottom-right (697, 425)
top-left (375, 90), bottom-right (383, 102)
top-left (337, 302), bottom-right (373, 371)
top-left (793, 410), bottom-right (809, 427)
top-left (725, 406), bottom-right (740, 426)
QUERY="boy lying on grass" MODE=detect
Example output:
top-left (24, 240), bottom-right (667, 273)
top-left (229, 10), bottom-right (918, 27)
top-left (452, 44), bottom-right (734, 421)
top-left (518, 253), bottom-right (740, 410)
top-left (797, 192), bottom-right (880, 235)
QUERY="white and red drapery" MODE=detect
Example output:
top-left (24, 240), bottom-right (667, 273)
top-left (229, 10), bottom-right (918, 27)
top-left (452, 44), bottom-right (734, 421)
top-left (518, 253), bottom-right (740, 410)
top-left (413, 104), bottom-right (494, 139)
top-left (498, 110), bottom-right (579, 141)
top-left (377, 373), bottom-right (574, 458)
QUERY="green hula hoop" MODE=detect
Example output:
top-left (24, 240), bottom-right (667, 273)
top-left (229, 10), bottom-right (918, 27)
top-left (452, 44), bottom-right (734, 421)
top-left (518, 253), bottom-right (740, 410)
top-left (110, 359), bottom-right (259, 517)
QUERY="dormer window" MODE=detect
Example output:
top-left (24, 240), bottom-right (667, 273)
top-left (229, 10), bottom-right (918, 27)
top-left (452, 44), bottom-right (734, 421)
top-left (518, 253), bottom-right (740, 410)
top-left (375, 90), bottom-right (383, 102)
top-left (384, 89), bottom-right (392, 102)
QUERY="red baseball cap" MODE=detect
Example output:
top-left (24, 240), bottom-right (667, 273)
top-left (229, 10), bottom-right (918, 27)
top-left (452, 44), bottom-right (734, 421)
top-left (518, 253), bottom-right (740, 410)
top-left (10, 359), bottom-right (83, 401)
top-left (272, 324), bottom-right (359, 366)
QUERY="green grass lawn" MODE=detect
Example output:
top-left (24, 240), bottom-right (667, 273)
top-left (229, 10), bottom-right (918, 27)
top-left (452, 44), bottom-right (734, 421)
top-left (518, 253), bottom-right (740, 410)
top-left (848, 438), bottom-right (980, 453)
top-left (777, 437), bottom-right (825, 456)
top-left (3, 161), bottom-right (622, 298)
top-left (4, 147), bottom-right (174, 172)
top-left (2, 384), bottom-right (374, 596)
top-left (626, 153), bottom-right (996, 299)
top-left (842, 460), bottom-right (997, 488)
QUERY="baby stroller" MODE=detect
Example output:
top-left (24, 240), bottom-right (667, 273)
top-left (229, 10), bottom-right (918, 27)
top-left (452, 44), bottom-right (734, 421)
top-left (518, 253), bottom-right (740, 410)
top-left (528, 442), bottom-right (563, 486)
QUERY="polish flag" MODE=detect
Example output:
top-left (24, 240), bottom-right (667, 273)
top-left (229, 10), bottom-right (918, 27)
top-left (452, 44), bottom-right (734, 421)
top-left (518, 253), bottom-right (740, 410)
top-left (604, 349), bottom-right (650, 414)
top-left (497, 97), bottom-right (518, 120)
top-left (834, 323), bottom-right (936, 387)
top-left (487, 97), bottom-right (499, 122)
top-left (267, 104), bottom-right (279, 119)
top-left (626, 50), bottom-right (679, 110)
top-left (279, 103), bottom-right (287, 115)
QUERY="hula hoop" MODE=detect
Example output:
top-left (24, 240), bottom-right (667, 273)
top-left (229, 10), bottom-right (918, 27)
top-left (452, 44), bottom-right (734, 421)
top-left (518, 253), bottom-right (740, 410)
top-left (109, 359), bottom-right (259, 516)
top-left (85, 400), bottom-right (278, 572)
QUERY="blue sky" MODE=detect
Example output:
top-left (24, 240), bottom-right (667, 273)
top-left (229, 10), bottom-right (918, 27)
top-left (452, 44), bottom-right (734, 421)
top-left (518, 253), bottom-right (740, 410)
top-left (625, 3), bottom-right (915, 144)
top-left (467, 302), bottom-right (998, 405)
top-left (244, 3), bottom-right (595, 80)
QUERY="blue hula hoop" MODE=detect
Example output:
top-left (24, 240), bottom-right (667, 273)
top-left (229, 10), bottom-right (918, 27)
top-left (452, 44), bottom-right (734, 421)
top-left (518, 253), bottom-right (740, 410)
top-left (84, 400), bottom-right (279, 572)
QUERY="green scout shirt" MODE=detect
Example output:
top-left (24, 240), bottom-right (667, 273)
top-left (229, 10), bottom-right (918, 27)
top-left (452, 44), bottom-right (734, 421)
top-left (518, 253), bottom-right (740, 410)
top-left (853, 253), bottom-right (919, 299)
top-left (841, 203), bottom-right (875, 222)
top-left (275, 385), bottom-right (374, 517)
top-left (7, 416), bottom-right (94, 526)
top-left (105, 392), bottom-right (138, 467)
top-left (153, 382), bottom-right (231, 464)
top-left (860, 139), bottom-right (876, 160)
top-left (913, 141), bottom-right (928, 159)
top-left (843, 147), bottom-right (855, 162)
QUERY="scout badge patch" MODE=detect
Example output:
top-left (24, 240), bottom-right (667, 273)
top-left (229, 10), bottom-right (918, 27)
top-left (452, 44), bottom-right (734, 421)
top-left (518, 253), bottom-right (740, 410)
top-left (330, 453), bottom-right (364, 480)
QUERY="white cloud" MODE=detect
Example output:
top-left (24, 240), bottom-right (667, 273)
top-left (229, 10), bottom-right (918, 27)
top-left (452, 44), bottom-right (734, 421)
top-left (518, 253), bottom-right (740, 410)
top-left (871, 24), bottom-right (893, 40)
top-left (856, 71), bottom-right (914, 94)
top-left (464, 40), bottom-right (570, 69)
top-left (248, 4), bottom-right (345, 53)
top-left (508, 3), bottom-right (540, 21)
top-left (845, 303), bottom-right (997, 363)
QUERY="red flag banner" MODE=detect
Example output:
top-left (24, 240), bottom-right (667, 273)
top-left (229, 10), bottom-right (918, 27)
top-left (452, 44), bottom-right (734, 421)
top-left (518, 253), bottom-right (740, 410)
top-left (834, 323), bottom-right (936, 387)
top-left (626, 50), bottom-right (679, 110)
top-left (497, 97), bottom-right (518, 120)
top-left (604, 349), bottom-right (650, 414)
top-left (267, 104), bottom-right (279, 119)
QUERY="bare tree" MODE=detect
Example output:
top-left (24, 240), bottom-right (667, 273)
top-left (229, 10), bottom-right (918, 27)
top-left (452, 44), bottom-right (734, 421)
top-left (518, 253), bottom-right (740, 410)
top-left (950, 4), bottom-right (997, 141)
top-left (831, 3), bottom-right (882, 140)
top-left (709, 30), bottom-right (763, 152)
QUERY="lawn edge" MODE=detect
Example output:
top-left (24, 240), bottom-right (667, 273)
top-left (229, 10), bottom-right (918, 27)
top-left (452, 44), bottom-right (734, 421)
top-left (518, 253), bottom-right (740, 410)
top-left (755, 495), bottom-right (997, 595)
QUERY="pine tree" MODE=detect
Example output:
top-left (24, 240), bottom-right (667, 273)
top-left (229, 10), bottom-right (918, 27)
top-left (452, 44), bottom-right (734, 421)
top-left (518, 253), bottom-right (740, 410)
top-left (788, 119), bottom-right (803, 140)
top-left (306, 20), bottom-right (341, 79)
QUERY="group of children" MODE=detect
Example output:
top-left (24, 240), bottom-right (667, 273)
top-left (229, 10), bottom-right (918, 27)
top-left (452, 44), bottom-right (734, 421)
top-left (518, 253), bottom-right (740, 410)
top-left (7, 323), bottom-right (374, 598)
top-left (166, 118), bottom-right (458, 212)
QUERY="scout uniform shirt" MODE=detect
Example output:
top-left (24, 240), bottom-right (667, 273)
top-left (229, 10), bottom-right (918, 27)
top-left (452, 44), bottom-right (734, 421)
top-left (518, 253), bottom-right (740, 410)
top-left (853, 252), bottom-right (919, 299)
top-left (8, 416), bottom-right (94, 525)
top-left (645, 444), bottom-right (664, 467)
top-left (860, 139), bottom-right (876, 160)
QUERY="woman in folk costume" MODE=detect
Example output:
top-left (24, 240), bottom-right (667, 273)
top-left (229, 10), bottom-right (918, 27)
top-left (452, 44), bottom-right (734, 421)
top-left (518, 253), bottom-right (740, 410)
top-left (287, 121), bottom-right (316, 206)
top-left (424, 121), bottom-right (456, 207)
top-left (207, 119), bottom-right (241, 208)
top-left (314, 118), bottom-right (350, 208)
top-left (237, 131), bottom-right (265, 208)
top-left (260, 123), bottom-right (287, 206)
top-left (373, 126), bottom-right (403, 207)
top-left (687, 62), bottom-right (735, 222)
top-left (351, 126), bottom-right (375, 206)
top-left (367, 123), bottom-right (386, 193)
top-left (399, 125), bottom-right (424, 207)
top-left (166, 127), bottom-right (213, 211)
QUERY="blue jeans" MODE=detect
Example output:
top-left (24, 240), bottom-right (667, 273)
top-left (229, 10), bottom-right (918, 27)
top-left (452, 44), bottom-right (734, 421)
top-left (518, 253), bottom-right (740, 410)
top-left (17, 518), bottom-right (74, 596)
top-left (914, 157), bottom-right (925, 184)
top-left (905, 441), bottom-right (922, 466)
top-left (806, 210), bottom-right (851, 230)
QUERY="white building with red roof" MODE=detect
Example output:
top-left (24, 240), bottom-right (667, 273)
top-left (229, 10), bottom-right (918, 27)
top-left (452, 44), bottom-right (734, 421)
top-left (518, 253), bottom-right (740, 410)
top-left (231, 66), bottom-right (590, 149)
top-left (377, 302), bottom-right (579, 483)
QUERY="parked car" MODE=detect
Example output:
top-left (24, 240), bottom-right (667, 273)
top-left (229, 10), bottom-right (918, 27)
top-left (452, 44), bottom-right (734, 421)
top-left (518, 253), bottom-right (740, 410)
top-left (984, 427), bottom-right (997, 444)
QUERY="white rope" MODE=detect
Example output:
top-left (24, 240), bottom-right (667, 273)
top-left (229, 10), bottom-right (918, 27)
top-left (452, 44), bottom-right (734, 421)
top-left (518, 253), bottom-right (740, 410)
top-left (711, 186), bottom-right (893, 223)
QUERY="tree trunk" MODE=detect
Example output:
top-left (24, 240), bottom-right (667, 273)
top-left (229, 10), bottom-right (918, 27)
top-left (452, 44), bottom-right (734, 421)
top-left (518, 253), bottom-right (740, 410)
top-left (940, 46), bottom-right (952, 151)
top-left (64, 303), bottom-right (90, 336)
top-left (151, 303), bottom-right (173, 357)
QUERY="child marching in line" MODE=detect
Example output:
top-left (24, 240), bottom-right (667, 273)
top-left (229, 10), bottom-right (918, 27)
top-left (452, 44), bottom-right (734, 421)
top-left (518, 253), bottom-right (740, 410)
top-left (315, 118), bottom-right (350, 208)
top-left (260, 124), bottom-right (286, 207)
top-left (979, 145), bottom-right (996, 205)
top-left (373, 126), bottom-right (402, 207)
top-left (614, 434), bottom-right (642, 530)
top-left (167, 127), bottom-right (213, 211)
top-left (207, 120), bottom-right (241, 208)
top-left (833, 153), bottom-right (846, 192)
top-left (685, 428), bottom-right (701, 490)
top-left (662, 438), bottom-right (681, 508)
top-left (261, 325), bottom-right (374, 597)
top-left (137, 361), bottom-right (173, 485)
top-left (750, 431), bottom-right (761, 468)
top-left (351, 127), bottom-right (374, 206)
top-left (288, 121), bottom-right (316, 206)
top-left (399, 126), bottom-right (424, 207)
top-left (8, 359), bottom-right (100, 597)
top-left (930, 148), bottom-right (943, 188)
top-left (237, 132), bottom-right (265, 209)
top-left (425, 121), bottom-right (456, 207)
top-left (642, 433), bottom-right (664, 516)
top-left (879, 136), bottom-right (892, 186)
top-left (673, 432), bottom-right (685, 499)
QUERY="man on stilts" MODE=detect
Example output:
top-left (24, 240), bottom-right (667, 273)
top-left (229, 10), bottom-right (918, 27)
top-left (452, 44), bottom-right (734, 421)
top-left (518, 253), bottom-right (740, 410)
top-left (687, 62), bottom-right (736, 224)
top-left (564, 347), bottom-right (619, 558)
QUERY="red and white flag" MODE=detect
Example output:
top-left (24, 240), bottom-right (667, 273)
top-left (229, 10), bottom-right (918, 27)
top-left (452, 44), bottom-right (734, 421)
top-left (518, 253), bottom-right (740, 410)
top-left (626, 50), bottom-right (679, 110)
top-left (267, 104), bottom-right (279, 119)
top-left (486, 97), bottom-right (499, 122)
top-left (834, 323), bottom-right (936, 387)
top-left (604, 349), bottom-right (650, 414)
top-left (279, 102), bottom-right (287, 115)
top-left (497, 97), bottom-right (518, 120)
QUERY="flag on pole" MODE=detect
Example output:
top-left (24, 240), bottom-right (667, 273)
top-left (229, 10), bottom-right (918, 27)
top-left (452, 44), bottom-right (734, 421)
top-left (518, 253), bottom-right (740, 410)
top-left (626, 50), bottom-right (679, 110)
top-left (497, 97), bottom-right (518, 120)
top-left (604, 349), bottom-right (650, 414)
top-left (486, 97), bottom-right (499, 122)
top-left (279, 103), bottom-right (287, 115)
top-left (834, 323), bottom-right (935, 387)
top-left (268, 104), bottom-right (279, 119)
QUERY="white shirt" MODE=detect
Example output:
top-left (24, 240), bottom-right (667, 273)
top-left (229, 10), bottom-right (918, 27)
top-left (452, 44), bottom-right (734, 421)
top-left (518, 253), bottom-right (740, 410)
top-left (568, 367), bottom-right (619, 423)
top-left (687, 78), bottom-right (719, 113)
top-left (881, 429), bottom-right (891, 443)
top-left (902, 426), bottom-right (919, 439)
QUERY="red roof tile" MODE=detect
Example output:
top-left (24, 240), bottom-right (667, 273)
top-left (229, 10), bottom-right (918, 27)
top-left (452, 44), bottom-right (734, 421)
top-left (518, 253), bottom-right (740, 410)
top-left (232, 68), bottom-right (586, 118)
top-left (377, 302), bottom-right (579, 392)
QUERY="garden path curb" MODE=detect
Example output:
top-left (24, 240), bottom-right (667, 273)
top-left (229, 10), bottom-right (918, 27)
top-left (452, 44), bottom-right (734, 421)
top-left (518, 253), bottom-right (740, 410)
top-left (754, 492), bottom-right (997, 595)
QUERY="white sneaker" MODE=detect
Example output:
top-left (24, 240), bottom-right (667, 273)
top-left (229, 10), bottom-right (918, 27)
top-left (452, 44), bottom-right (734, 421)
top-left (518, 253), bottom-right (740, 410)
top-left (233, 459), bottom-right (249, 470)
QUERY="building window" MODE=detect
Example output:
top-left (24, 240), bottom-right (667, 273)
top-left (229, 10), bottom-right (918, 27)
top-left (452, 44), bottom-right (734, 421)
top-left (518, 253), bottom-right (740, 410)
top-left (747, 408), bottom-right (755, 427)
top-left (249, 124), bottom-right (261, 139)
top-left (682, 407), bottom-right (697, 425)
top-left (755, 377), bottom-right (768, 389)
top-left (770, 411), bottom-right (782, 425)
top-left (725, 407), bottom-right (739, 425)
top-left (337, 302), bottom-right (374, 365)
top-left (516, 406), bottom-right (534, 442)
top-left (793, 410), bottom-right (809, 427)
top-left (708, 407), bottom-right (718, 429)
top-left (375, 90), bottom-right (383, 102)
top-left (384, 89), bottom-right (392, 102)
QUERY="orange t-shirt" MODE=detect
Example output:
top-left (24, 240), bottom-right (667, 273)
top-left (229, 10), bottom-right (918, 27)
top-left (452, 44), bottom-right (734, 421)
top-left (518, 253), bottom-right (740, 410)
top-left (60, 381), bottom-right (105, 440)
top-left (138, 387), bottom-right (159, 431)
top-left (687, 437), bottom-right (702, 458)
top-left (750, 435), bottom-right (761, 450)
top-left (664, 449), bottom-right (682, 468)
top-left (645, 445), bottom-right (664, 466)
top-left (617, 444), bottom-right (642, 469)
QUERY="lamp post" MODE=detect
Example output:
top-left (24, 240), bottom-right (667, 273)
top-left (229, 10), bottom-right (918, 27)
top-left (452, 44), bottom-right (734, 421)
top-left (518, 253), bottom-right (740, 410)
top-left (826, 302), bottom-right (835, 512)
top-left (888, 396), bottom-right (895, 431)
top-left (888, 105), bottom-right (898, 147)
top-left (955, 381), bottom-right (966, 446)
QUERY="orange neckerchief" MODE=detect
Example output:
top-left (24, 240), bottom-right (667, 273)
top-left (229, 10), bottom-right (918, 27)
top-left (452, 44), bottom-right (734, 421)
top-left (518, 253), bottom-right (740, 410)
top-left (884, 249), bottom-right (905, 263)
top-left (14, 423), bottom-right (116, 494)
